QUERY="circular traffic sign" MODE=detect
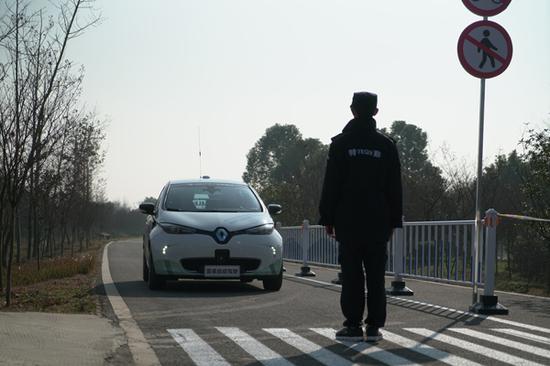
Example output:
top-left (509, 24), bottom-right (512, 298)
top-left (457, 20), bottom-right (513, 79)
top-left (462, 0), bottom-right (512, 17)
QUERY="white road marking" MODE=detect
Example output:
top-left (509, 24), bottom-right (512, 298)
top-left (264, 328), bottom-right (355, 366)
top-left (284, 273), bottom-right (550, 335)
top-left (102, 242), bottom-right (161, 366)
top-left (492, 328), bottom-right (550, 346)
top-left (168, 329), bottom-right (229, 366)
top-left (382, 329), bottom-right (483, 366)
top-left (449, 328), bottom-right (550, 360)
top-left (311, 328), bottom-right (421, 366)
top-left (216, 327), bottom-right (294, 366)
top-left (391, 297), bottom-right (550, 335)
top-left (405, 328), bottom-right (546, 366)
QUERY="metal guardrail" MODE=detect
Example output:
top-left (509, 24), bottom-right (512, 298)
top-left (401, 220), bottom-right (482, 284)
top-left (279, 224), bottom-right (339, 266)
top-left (277, 209), bottom-right (508, 314)
top-left (279, 209), bottom-right (506, 314)
top-left (279, 220), bottom-right (483, 285)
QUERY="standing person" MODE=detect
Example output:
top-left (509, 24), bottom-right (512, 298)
top-left (319, 91), bottom-right (403, 342)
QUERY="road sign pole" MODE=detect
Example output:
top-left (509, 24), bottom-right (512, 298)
top-left (472, 77), bottom-right (486, 305)
top-left (461, 1), bottom-right (512, 315)
top-left (469, 76), bottom-right (509, 315)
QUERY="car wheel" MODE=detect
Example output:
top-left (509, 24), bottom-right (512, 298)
top-left (148, 253), bottom-right (165, 290)
top-left (262, 268), bottom-right (283, 291)
top-left (142, 254), bottom-right (149, 282)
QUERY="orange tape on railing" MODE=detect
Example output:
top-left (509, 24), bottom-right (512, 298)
top-left (483, 215), bottom-right (501, 227)
top-left (497, 213), bottom-right (550, 223)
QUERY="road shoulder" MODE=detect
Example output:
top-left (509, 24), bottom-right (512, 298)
top-left (102, 240), bottom-right (161, 366)
top-left (0, 311), bottom-right (125, 366)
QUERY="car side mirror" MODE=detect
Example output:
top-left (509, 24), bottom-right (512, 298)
top-left (139, 202), bottom-right (155, 215)
top-left (267, 204), bottom-right (282, 215)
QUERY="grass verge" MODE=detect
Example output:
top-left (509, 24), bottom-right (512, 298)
top-left (496, 270), bottom-right (550, 297)
top-left (0, 244), bottom-right (103, 313)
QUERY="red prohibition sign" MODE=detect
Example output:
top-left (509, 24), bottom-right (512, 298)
top-left (457, 20), bottom-right (513, 79)
top-left (462, 0), bottom-right (512, 17)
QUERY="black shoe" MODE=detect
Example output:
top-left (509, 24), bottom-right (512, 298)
top-left (335, 326), bottom-right (364, 341)
top-left (365, 326), bottom-right (383, 342)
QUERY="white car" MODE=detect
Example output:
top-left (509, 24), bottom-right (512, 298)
top-left (139, 179), bottom-right (284, 291)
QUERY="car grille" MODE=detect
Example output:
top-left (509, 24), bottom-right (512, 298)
top-left (180, 258), bottom-right (261, 273)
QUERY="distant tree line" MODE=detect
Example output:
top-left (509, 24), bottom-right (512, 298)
top-left (243, 122), bottom-right (550, 293)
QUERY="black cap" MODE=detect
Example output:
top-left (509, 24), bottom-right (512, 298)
top-left (351, 92), bottom-right (377, 116)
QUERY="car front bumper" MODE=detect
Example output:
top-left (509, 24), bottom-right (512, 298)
top-left (149, 228), bottom-right (283, 279)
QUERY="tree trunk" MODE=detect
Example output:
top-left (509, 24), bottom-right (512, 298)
top-left (32, 203), bottom-right (38, 259)
top-left (547, 259), bottom-right (550, 294)
top-left (60, 226), bottom-right (67, 257)
top-left (26, 204), bottom-right (32, 261)
top-left (86, 228), bottom-right (90, 250)
top-left (71, 226), bottom-right (75, 257)
top-left (79, 230), bottom-right (83, 252)
top-left (32, 188), bottom-right (40, 270)
top-left (0, 227), bottom-right (3, 294)
top-left (35, 213), bottom-right (40, 271)
top-left (506, 239), bottom-right (512, 280)
top-left (0, 201), bottom-right (5, 270)
top-left (1, 220), bottom-right (6, 268)
top-left (48, 226), bottom-right (53, 258)
top-left (15, 209), bottom-right (21, 264)
top-left (5, 208), bottom-right (16, 306)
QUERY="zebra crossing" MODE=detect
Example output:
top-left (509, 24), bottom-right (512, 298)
top-left (164, 325), bottom-right (550, 365)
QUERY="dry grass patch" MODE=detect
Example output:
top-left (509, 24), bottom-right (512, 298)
top-left (10, 254), bottom-right (95, 287)
top-left (1, 248), bottom-right (101, 313)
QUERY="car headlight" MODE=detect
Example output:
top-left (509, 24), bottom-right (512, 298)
top-left (158, 222), bottom-right (197, 234)
top-left (244, 223), bottom-right (274, 235)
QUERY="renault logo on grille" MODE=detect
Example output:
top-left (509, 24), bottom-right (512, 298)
top-left (214, 228), bottom-right (230, 244)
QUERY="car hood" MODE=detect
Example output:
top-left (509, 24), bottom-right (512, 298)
top-left (158, 211), bottom-right (272, 232)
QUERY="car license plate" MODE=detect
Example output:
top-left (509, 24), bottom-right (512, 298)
top-left (204, 265), bottom-right (240, 278)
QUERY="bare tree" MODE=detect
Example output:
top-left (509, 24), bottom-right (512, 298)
top-left (0, 0), bottom-right (100, 305)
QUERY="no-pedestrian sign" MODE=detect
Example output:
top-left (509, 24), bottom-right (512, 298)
top-left (457, 20), bottom-right (513, 79)
top-left (462, 0), bottom-right (512, 17)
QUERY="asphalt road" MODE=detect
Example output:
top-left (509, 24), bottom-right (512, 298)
top-left (108, 238), bottom-right (550, 366)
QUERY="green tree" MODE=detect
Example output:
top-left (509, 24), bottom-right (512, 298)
top-left (382, 121), bottom-right (446, 220)
top-left (243, 124), bottom-right (327, 225)
top-left (483, 151), bottom-right (528, 279)
top-left (521, 128), bottom-right (550, 230)
top-left (520, 128), bottom-right (550, 290)
top-left (243, 124), bottom-right (303, 192)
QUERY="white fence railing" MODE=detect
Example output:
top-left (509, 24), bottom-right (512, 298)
top-left (279, 209), bottom-right (506, 314)
top-left (400, 220), bottom-right (482, 284)
top-left (280, 219), bottom-right (483, 285)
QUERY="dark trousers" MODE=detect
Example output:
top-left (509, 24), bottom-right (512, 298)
top-left (340, 241), bottom-right (387, 328)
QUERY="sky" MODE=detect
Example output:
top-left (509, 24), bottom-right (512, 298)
top-left (64, 0), bottom-right (550, 206)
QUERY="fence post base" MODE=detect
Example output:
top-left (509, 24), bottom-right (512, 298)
top-left (386, 280), bottom-right (414, 296)
top-left (331, 270), bottom-right (343, 284)
top-left (470, 295), bottom-right (509, 315)
top-left (296, 266), bottom-right (316, 277)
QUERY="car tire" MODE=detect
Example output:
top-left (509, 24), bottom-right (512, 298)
top-left (262, 268), bottom-right (283, 291)
top-left (148, 253), bottom-right (165, 290)
top-left (143, 254), bottom-right (149, 282)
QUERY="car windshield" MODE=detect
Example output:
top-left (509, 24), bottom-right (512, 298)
top-left (164, 183), bottom-right (262, 212)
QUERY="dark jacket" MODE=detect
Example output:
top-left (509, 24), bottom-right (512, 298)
top-left (319, 117), bottom-right (403, 243)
